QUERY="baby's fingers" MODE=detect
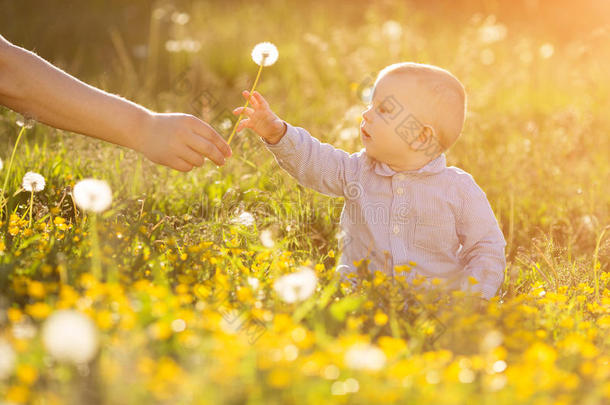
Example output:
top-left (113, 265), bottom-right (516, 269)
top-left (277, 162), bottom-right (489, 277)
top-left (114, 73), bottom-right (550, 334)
top-left (241, 90), bottom-right (261, 109)
top-left (233, 106), bottom-right (254, 117)
top-left (236, 118), bottom-right (251, 133)
top-left (252, 91), bottom-right (270, 109)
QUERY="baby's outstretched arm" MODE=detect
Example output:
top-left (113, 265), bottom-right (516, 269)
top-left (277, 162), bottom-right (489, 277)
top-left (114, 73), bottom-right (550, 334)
top-left (234, 91), bottom-right (362, 197)
top-left (0, 35), bottom-right (231, 171)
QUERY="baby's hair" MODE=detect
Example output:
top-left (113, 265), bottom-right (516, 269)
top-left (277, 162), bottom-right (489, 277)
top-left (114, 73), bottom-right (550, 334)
top-left (375, 62), bottom-right (467, 151)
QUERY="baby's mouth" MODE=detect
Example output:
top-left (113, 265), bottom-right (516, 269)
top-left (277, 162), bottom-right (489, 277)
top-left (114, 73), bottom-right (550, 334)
top-left (361, 128), bottom-right (372, 139)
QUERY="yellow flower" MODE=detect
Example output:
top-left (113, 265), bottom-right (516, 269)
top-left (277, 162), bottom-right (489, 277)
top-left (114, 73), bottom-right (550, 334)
top-left (267, 368), bottom-right (292, 387)
top-left (374, 311), bottom-right (389, 326)
top-left (8, 308), bottom-right (23, 323)
top-left (149, 321), bottom-right (172, 340)
top-left (25, 302), bottom-right (51, 320)
top-left (236, 286), bottom-right (253, 302)
top-left (16, 364), bottom-right (38, 385)
top-left (373, 271), bottom-right (386, 286)
top-left (394, 264), bottom-right (411, 273)
top-left (96, 310), bottom-right (114, 331)
top-left (412, 275), bottom-right (426, 286)
top-left (137, 356), bottom-right (155, 376)
top-left (6, 385), bottom-right (29, 404)
top-left (524, 342), bottom-right (556, 365)
top-left (27, 281), bottom-right (45, 299)
top-left (468, 276), bottom-right (479, 285)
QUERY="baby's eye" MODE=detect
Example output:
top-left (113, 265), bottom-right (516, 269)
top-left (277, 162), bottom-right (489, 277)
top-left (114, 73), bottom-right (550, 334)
top-left (376, 105), bottom-right (388, 113)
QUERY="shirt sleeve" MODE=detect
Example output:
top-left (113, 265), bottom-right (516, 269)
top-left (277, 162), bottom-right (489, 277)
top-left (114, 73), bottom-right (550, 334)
top-left (261, 122), bottom-right (362, 198)
top-left (456, 175), bottom-right (507, 300)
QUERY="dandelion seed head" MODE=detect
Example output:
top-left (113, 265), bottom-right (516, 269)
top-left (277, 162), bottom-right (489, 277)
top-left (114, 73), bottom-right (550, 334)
top-left (260, 229), bottom-right (275, 248)
top-left (22, 172), bottom-right (45, 192)
top-left (0, 158), bottom-right (3, 171)
top-left (339, 128), bottom-right (358, 141)
top-left (220, 118), bottom-right (233, 131)
top-left (458, 368), bottom-right (476, 383)
top-left (344, 343), bottom-right (386, 371)
top-left (232, 211), bottom-right (255, 227)
top-left (12, 320), bottom-right (36, 340)
top-left (165, 40), bottom-right (181, 53)
top-left (381, 20), bottom-right (403, 41)
top-left (478, 23), bottom-right (507, 44)
top-left (42, 310), bottom-right (99, 364)
top-left (251, 42), bottom-right (279, 66)
top-left (170, 319), bottom-right (186, 333)
top-left (0, 338), bottom-right (16, 380)
top-left (16, 116), bottom-right (35, 129)
top-left (481, 330), bottom-right (504, 351)
top-left (219, 309), bottom-right (243, 334)
top-left (492, 360), bottom-right (507, 373)
top-left (540, 43), bottom-right (554, 59)
top-left (171, 12), bottom-right (190, 25)
top-left (247, 276), bottom-right (260, 290)
top-left (273, 266), bottom-right (317, 303)
top-left (73, 179), bottom-right (113, 213)
top-left (581, 215), bottom-right (597, 232)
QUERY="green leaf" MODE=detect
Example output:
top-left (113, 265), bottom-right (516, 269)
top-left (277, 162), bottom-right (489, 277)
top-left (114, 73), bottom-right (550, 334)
top-left (330, 296), bottom-right (365, 321)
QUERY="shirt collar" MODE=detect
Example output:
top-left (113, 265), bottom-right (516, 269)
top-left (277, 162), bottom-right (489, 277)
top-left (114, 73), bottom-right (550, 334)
top-left (372, 153), bottom-right (447, 177)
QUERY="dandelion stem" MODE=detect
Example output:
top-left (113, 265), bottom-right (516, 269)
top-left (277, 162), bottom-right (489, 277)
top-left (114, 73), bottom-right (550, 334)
top-left (592, 226), bottom-right (608, 302)
top-left (29, 191), bottom-right (34, 227)
top-left (227, 58), bottom-right (267, 145)
top-left (1, 126), bottom-right (27, 217)
top-left (90, 214), bottom-right (102, 280)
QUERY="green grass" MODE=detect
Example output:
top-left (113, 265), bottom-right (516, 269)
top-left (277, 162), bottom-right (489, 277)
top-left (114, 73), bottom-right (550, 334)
top-left (0, 1), bottom-right (609, 404)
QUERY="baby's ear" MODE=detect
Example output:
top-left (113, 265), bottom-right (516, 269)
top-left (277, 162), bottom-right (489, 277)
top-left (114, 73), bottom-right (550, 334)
top-left (419, 126), bottom-right (435, 142)
top-left (409, 125), bottom-right (436, 150)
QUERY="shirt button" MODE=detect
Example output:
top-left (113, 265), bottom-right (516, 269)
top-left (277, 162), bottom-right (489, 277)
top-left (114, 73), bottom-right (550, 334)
top-left (392, 225), bottom-right (400, 234)
top-left (396, 187), bottom-right (404, 195)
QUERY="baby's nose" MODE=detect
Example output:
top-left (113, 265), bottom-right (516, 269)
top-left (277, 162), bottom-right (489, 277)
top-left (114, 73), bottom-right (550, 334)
top-left (362, 109), bottom-right (372, 123)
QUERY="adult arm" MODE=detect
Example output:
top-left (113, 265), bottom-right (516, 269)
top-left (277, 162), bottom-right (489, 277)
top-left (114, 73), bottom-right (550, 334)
top-left (0, 35), bottom-right (231, 171)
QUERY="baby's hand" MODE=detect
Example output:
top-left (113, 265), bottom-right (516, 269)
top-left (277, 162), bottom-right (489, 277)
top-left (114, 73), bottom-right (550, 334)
top-left (233, 91), bottom-right (286, 145)
top-left (138, 112), bottom-right (232, 171)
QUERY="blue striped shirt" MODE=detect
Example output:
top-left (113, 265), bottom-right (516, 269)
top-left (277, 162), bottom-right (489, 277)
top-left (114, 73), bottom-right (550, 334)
top-left (263, 123), bottom-right (507, 299)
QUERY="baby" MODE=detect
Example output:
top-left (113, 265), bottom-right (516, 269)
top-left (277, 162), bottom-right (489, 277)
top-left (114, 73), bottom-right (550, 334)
top-left (233, 62), bottom-right (506, 300)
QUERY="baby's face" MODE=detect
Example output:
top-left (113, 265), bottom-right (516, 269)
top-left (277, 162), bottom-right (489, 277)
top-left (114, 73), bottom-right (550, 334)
top-left (360, 73), bottom-right (438, 170)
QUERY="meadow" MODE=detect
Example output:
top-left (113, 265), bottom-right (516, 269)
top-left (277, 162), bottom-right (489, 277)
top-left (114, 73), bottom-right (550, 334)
top-left (0, 1), bottom-right (609, 404)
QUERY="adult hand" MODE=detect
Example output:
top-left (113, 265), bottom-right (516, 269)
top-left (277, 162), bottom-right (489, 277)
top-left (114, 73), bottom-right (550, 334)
top-left (138, 113), bottom-right (232, 172)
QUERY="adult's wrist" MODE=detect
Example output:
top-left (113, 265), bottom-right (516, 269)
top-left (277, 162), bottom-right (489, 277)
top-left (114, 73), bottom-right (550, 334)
top-left (123, 106), bottom-right (154, 153)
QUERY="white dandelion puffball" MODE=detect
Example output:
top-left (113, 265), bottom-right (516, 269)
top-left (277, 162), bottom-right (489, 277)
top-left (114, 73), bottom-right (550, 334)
top-left (42, 310), bottom-right (99, 364)
top-left (0, 158), bottom-right (3, 171)
top-left (273, 266), bottom-right (317, 303)
top-left (344, 343), bottom-right (387, 372)
top-left (73, 179), bottom-right (113, 213)
top-left (0, 338), bottom-right (16, 380)
top-left (22, 171), bottom-right (45, 192)
top-left (247, 276), bottom-right (260, 290)
top-left (260, 229), bottom-right (275, 248)
top-left (251, 42), bottom-right (278, 66)
top-left (232, 211), bottom-right (255, 227)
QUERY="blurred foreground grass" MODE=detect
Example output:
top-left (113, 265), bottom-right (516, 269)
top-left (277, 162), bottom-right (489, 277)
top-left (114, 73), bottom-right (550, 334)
top-left (0, 1), bottom-right (609, 404)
